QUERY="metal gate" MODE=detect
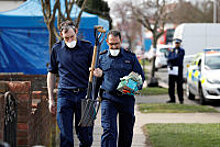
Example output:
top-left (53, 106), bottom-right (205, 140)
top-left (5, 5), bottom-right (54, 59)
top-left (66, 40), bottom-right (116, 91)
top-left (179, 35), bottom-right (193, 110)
top-left (4, 91), bottom-right (17, 147)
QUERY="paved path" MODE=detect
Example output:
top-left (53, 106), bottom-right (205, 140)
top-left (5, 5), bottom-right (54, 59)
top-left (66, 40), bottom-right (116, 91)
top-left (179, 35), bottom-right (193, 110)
top-left (74, 105), bottom-right (146, 147)
top-left (73, 94), bottom-right (220, 147)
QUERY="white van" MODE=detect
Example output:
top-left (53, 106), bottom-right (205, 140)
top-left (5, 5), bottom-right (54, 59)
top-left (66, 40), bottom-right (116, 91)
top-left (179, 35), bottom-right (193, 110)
top-left (173, 23), bottom-right (220, 56)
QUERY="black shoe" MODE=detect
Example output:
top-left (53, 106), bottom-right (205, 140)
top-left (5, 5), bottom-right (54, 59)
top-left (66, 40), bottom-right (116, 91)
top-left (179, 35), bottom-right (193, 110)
top-left (166, 100), bottom-right (175, 103)
top-left (180, 101), bottom-right (184, 104)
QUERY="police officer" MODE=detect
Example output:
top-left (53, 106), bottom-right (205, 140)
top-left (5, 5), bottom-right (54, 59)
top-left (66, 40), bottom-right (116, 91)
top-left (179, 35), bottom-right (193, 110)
top-left (167, 38), bottom-right (185, 104)
top-left (93, 30), bottom-right (145, 147)
top-left (47, 20), bottom-right (93, 147)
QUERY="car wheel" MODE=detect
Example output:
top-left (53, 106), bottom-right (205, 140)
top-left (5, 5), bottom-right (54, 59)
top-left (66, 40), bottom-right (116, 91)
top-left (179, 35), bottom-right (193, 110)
top-left (199, 87), bottom-right (206, 105)
top-left (186, 84), bottom-right (195, 100)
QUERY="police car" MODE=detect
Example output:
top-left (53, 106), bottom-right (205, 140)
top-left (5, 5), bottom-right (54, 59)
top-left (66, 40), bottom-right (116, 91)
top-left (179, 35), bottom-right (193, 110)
top-left (186, 49), bottom-right (220, 105)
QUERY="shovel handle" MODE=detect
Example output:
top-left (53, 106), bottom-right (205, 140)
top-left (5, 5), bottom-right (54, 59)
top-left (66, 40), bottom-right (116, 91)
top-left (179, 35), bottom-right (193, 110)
top-left (94, 25), bottom-right (106, 33)
top-left (97, 28), bottom-right (106, 33)
top-left (89, 45), bottom-right (98, 82)
top-left (94, 25), bottom-right (103, 30)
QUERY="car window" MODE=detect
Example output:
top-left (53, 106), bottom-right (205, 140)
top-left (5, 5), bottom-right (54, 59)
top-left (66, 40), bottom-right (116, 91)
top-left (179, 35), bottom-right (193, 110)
top-left (160, 48), bottom-right (168, 53)
top-left (190, 54), bottom-right (201, 66)
top-left (191, 59), bottom-right (197, 66)
top-left (205, 55), bottom-right (220, 69)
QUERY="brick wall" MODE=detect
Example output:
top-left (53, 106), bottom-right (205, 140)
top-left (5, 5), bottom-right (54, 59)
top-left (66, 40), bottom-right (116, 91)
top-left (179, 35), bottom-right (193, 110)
top-left (0, 75), bottom-right (47, 91)
top-left (11, 81), bottom-right (32, 147)
top-left (0, 82), bottom-right (10, 142)
top-left (0, 94), bottom-right (5, 142)
top-left (0, 81), bottom-right (58, 146)
top-left (30, 91), bottom-right (57, 146)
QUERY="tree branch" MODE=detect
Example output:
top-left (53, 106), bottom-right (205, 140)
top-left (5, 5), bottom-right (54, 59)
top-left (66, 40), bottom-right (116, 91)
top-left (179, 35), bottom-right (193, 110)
top-left (135, 7), bottom-right (153, 32)
top-left (46, 0), bottom-right (51, 18)
top-left (49, 0), bottom-right (59, 23)
top-left (65, 0), bottom-right (68, 17)
top-left (75, 0), bottom-right (88, 28)
top-left (40, 0), bottom-right (48, 23)
top-left (68, 0), bottom-right (75, 14)
top-left (53, 26), bottom-right (62, 40)
top-left (57, 0), bottom-right (65, 30)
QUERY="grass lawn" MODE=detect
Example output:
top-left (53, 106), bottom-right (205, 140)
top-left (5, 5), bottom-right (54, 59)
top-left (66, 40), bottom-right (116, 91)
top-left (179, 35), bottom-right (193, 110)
top-left (144, 123), bottom-right (220, 147)
top-left (140, 87), bottom-right (168, 96)
top-left (139, 103), bottom-right (219, 113)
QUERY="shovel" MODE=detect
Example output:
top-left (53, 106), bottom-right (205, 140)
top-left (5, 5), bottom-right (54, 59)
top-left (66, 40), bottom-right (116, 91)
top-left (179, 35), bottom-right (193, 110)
top-left (78, 26), bottom-right (106, 127)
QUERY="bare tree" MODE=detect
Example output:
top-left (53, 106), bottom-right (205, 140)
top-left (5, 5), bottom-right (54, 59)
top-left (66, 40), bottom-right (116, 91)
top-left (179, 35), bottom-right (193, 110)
top-left (78, 0), bottom-right (112, 29)
top-left (112, 2), bottom-right (142, 51)
top-left (167, 0), bottom-right (213, 24)
top-left (129, 0), bottom-right (169, 86)
top-left (40, 0), bottom-right (59, 54)
top-left (40, 0), bottom-right (88, 54)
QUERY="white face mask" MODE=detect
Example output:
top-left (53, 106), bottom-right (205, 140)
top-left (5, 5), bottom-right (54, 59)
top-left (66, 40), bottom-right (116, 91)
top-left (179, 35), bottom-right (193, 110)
top-left (109, 49), bottom-right (120, 56)
top-left (66, 40), bottom-right (77, 48)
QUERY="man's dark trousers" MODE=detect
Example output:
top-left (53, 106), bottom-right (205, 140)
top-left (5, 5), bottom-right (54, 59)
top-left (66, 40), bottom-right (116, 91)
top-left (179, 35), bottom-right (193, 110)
top-left (101, 99), bottom-right (135, 147)
top-left (168, 67), bottom-right (184, 102)
top-left (57, 89), bottom-right (93, 147)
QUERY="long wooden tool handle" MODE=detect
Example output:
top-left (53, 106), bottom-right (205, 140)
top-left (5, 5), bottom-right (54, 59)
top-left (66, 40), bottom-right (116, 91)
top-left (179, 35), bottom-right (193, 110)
top-left (89, 45), bottom-right (98, 82)
top-left (97, 28), bottom-right (106, 33)
top-left (94, 26), bottom-right (103, 30)
top-left (95, 26), bottom-right (106, 33)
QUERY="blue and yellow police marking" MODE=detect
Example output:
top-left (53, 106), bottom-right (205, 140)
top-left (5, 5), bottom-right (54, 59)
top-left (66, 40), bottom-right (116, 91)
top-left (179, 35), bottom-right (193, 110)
top-left (188, 69), bottom-right (201, 85)
top-left (201, 77), bottom-right (206, 84)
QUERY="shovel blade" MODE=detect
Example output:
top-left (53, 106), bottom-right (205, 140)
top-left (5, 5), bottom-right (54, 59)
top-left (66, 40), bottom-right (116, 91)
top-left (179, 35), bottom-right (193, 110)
top-left (78, 99), bottom-right (99, 127)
